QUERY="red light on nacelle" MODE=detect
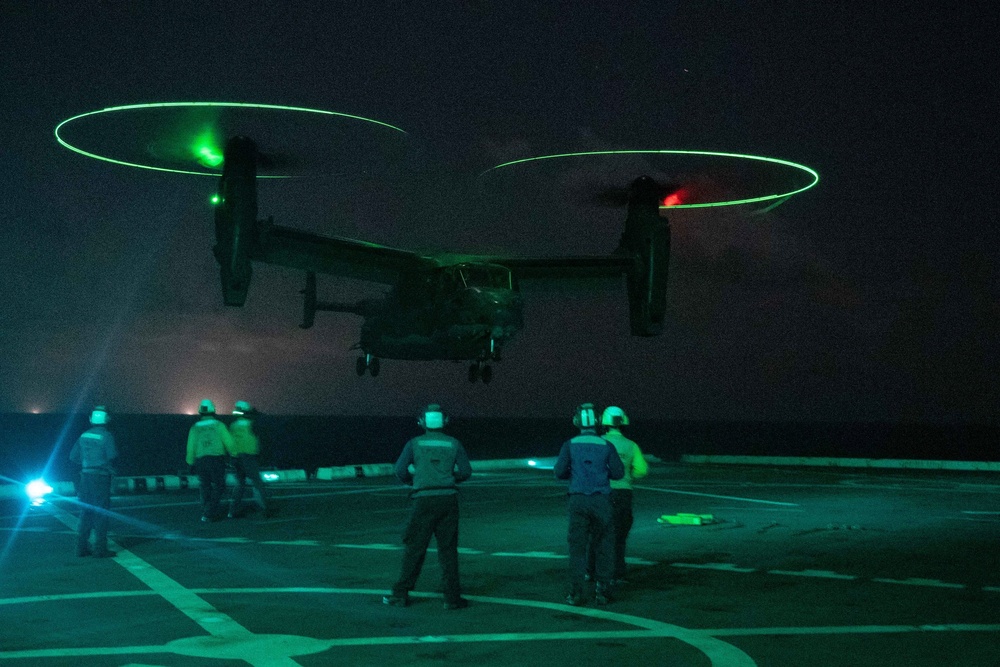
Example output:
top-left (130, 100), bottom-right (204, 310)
top-left (662, 191), bottom-right (683, 207)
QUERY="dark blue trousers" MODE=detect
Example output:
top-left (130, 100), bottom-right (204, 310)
top-left (392, 494), bottom-right (462, 603)
top-left (567, 493), bottom-right (614, 594)
top-left (230, 454), bottom-right (270, 515)
top-left (76, 472), bottom-right (112, 555)
top-left (195, 455), bottom-right (227, 520)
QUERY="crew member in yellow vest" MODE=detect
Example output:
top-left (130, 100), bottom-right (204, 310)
top-left (228, 400), bottom-right (272, 518)
top-left (186, 399), bottom-right (234, 522)
top-left (597, 405), bottom-right (648, 583)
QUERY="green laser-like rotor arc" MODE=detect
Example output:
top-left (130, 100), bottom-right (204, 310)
top-left (54, 102), bottom-right (408, 178)
top-left (483, 150), bottom-right (819, 209)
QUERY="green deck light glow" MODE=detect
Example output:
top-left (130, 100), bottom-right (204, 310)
top-left (55, 102), bottom-right (407, 177)
top-left (484, 150), bottom-right (819, 209)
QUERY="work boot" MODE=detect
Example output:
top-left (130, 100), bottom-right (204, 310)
top-left (382, 594), bottom-right (409, 607)
top-left (594, 582), bottom-right (614, 606)
top-left (443, 597), bottom-right (469, 610)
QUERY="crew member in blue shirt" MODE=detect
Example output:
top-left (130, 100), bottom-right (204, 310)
top-left (554, 402), bottom-right (624, 605)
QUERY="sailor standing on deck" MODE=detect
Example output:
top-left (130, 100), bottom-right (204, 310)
top-left (228, 400), bottom-right (272, 518)
top-left (554, 403), bottom-right (624, 606)
top-left (70, 405), bottom-right (118, 557)
top-left (599, 405), bottom-right (648, 584)
top-left (383, 404), bottom-right (472, 610)
top-left (186, 399), bottom-right (234, 522)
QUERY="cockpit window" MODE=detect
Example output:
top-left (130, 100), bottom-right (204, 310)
top-left (456, 264), bottom-right (512, 289)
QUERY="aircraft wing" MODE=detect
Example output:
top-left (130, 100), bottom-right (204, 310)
top-left (441, 253), bottom-right (635, 282)
top-left (251, 224), bottom-right (436, 286)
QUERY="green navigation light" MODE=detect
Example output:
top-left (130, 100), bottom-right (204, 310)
top-left (483, 150), bottom-right (819, 209)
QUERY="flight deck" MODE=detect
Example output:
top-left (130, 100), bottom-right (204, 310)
top-left (2, 463), bottom-right (999, 666)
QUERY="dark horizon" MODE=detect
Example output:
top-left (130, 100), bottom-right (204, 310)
top-left (4, 413), bottom-right (997, 485)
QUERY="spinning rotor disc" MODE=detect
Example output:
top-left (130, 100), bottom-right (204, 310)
top-left (54, 102), bottom-right (409, 178)
top-left (482, 150), bottom-right (819, 210)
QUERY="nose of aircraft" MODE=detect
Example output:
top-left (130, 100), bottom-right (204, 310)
top-left (475, 288), bottom-right (523, 329)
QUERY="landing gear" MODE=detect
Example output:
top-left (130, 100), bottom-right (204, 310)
top-left (467, 338), bottom-right (499, 384)
top-left (356, 353), bottom-right (380, 377)
top-left (468, 360), bottom-right (493, 384)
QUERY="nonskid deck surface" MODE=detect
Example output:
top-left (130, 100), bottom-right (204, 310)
top-left (2, 464), bottom-right (999, 666)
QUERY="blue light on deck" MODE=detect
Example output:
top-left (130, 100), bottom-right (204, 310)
top-left (26, 478), bottom-right (53, 506)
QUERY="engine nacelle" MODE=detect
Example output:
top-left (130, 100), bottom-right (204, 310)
top-left (618, 177), bottom-right (671, 336)
top-left (213, 136), bottom-right (258, 306)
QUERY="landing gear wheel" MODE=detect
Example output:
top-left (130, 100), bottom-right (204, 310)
top-left (468, 363), bottom-right (480, 383)
top-left (369, 357), bottom-right (381, 377)
top-left (355, 357), bottom-right (366, 377)
top-left (481, 364), bottom-right (493, 384)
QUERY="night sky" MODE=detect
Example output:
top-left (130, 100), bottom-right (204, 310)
top-left (2, 2), bottom-right (996, 422)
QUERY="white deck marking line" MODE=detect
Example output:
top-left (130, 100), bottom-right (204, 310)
top-left (672, 562), bottom-right (757, 573)
top-left (491, 551), bottom-right (565, 559)
top-left (633, 485), bottom-right (798, 507)
top-left (0, 590), bottom-right (163, 605)
top-left (0, 586), bottom-right (758, 667)
top-left (961, 511), bottom-right (1000, 515)
top-left (331, 543), bottom-right (401, 550)
top-left (44, 505), bottom-right (303, 667)
top-left (768, 569), bottom-right (856, 580)
top-left (871, 578), bottom-right (965, 589)
top-left (671, 561), bottom-right (1000, 591)
top-left (706, 624), bottom-right (1000, 637)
